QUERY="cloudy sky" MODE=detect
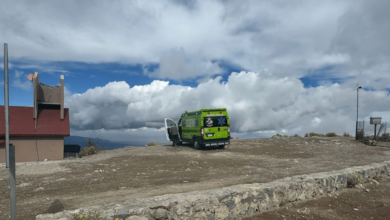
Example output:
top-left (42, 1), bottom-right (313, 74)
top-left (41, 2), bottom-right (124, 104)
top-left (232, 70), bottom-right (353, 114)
top-left (1, 0), bottom-right (389, 143)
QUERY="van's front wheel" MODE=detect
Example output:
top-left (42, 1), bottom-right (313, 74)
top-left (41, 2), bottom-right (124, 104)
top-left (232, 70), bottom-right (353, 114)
top-left (193, 138), bottom-right (202, 150)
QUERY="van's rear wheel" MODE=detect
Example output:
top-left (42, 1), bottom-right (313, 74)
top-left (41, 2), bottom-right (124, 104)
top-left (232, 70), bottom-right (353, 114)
top-left (219, 145), bottom-right (225, 149)
top-left (193, 138), bottom-right (202, 150)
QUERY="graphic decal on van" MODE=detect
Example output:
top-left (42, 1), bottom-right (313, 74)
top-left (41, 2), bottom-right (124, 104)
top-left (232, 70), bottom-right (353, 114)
top-left (218, 117), bottom-right (226, 126)
top-left (195, 119), bottom-right (199, 127)
top-left (206, 118), bottom-right (213, 127)
top-left (187, 119), bottom-right (196, 127)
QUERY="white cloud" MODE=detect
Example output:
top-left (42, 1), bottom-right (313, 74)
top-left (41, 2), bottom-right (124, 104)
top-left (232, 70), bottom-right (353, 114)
top-left (12, 70), bottom-right (31, 91)
top-left (311, 117), bottom-right (321, 127)
top-left (5, 0), bottom-right (388, 85)
top-left (0, 62), bottom-right (13, 70)
top-left (329, 1), bottom-right (390, 90)
top-left (66, 71), bottom-right (390, 136)
top-left (64, 86), bottom-right (72, 97)
top-left (149, 48), bottom-right (224, 80)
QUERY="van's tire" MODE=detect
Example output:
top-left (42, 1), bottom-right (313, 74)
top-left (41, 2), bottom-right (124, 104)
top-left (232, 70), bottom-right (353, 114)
top-left (193, 138), bottom-right (202, 150)
top-left (218, 145), bottom-right (225, 149)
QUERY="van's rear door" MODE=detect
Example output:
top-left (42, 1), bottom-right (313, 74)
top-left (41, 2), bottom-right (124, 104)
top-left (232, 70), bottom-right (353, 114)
top-left (203, 116), bottom-right (228, 139)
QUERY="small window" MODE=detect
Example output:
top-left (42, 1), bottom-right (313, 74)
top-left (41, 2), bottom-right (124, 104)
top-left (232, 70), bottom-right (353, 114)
top-left (166, 119), bottom-right (176, 128)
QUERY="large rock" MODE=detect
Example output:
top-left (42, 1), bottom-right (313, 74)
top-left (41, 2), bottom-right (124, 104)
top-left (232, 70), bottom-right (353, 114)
top-left (154, 208), bottom-right (167, 220)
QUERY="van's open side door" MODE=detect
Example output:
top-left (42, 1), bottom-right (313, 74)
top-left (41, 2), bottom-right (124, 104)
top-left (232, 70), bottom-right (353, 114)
top-left (164, 118), bottom-right (181, 142)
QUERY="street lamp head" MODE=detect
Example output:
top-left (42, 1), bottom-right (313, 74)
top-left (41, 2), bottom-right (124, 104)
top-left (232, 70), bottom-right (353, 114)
top-left (358, 86), bottom-right (362, 89)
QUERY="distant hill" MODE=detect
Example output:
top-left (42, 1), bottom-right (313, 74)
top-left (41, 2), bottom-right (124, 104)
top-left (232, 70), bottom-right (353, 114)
top-left (64, 136), bottom-right (147, 150)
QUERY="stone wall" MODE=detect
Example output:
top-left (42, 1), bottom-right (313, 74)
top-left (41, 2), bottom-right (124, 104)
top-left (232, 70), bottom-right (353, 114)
top-left (36, 161), bottom-right (390, 220)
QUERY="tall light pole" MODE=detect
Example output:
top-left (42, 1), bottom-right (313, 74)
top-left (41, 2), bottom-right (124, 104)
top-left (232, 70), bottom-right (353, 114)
top-left (356, 84), bottom-right (362, 140)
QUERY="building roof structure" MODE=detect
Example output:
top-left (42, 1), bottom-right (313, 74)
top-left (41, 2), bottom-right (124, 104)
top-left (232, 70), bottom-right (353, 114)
top-left (0, 106), bottom-right (70, 136)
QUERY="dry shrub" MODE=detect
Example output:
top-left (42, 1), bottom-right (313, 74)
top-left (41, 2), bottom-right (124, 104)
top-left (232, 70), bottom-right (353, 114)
top-left (292, 134), bottom-right (301, 137)
top-left (309, 132), bottom-right (320, 137)
top-left (147, 142), bottom-right (157, 146)
top-left (373, 175), bottom-right (383, 182)
top-left (79, 146), bottom-right (97, 157)
top-left (72, 211), bottom-right (105, 220)
top-left (347, 174), bottom-right (361, 188)
top-left (343, 132), bottom-right (351, 137)
top-left (235, 137), bottom-right (240, 140)
top-left (272, 134), bottom-right (283, 138)
top-left (326, 132), bottom-right (338, 137)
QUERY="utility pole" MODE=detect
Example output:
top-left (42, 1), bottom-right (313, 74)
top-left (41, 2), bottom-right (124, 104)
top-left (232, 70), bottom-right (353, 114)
top-left (4, 43), bottom-right (9, 167)
top-left (356, 84), bottom-right (362, 140)
top-left (4, 43), bottom-right (16, 220)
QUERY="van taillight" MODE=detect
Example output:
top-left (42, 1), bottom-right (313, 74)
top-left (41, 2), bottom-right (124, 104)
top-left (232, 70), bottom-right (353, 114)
top-left (228, 125), bottom-right (230, 135)
top-left (201, 126), bottom-right (204, 137)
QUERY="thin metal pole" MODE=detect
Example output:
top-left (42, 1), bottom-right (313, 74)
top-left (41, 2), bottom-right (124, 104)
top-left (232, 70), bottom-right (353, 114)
top-left (357, 87), bottom-right (358, 122)
top-left (4, 43), bottom-right (10, 167)
top-left (9, 144), bottom-right (16, 220)
top-left (356, 87), bottom-right (359, 140)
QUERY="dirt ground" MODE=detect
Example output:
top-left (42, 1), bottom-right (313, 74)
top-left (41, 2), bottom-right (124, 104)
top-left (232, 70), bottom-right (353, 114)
top-left (0, 137), bottom-right (390, 220)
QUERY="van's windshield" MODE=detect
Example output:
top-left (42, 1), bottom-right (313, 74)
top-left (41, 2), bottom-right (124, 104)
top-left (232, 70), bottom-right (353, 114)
top-left (203, 116), bottom-right (228, 128)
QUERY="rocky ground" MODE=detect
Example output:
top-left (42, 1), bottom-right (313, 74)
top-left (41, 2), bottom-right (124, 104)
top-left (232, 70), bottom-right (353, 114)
top-left (0, 136), bottom-right (389, 220)
top-left (244, 176), bottom-right (390, 220)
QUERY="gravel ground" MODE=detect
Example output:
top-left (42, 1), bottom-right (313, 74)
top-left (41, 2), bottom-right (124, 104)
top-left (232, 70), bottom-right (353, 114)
top-left (0, 136), bottom-right (389, 220)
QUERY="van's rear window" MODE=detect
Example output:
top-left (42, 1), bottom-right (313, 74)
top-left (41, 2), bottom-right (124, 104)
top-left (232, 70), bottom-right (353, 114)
top-left (204, 116), bottom-right (227, 127)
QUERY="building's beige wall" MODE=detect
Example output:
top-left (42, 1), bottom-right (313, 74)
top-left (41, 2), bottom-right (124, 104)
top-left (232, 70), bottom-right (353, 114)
top-left (36, 137), bottom-right (64, 161)
top-left (0, 136), bottom-right (64, 163)
top-left (0, 145), bottom-right (5, 163)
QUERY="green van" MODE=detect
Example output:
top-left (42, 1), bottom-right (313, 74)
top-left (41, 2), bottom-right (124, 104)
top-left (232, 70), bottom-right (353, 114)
top-left (165, 108), bottom-right (230, 149)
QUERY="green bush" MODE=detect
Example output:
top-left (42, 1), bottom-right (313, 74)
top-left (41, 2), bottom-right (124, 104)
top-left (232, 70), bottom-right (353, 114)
top-left (235, 137), bottom-right (240, 140)
top-left (292, 134), bottom-right (301, 137)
